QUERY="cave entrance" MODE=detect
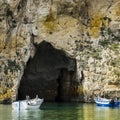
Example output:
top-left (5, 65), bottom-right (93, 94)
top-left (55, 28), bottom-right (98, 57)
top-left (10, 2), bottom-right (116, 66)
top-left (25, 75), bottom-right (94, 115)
top-left (17, 41), bottom-right (76, 102)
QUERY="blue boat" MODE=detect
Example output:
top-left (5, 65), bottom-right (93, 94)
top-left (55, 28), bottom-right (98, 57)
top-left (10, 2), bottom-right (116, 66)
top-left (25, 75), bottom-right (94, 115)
top-left (94, 96), bottom-right (119, 107)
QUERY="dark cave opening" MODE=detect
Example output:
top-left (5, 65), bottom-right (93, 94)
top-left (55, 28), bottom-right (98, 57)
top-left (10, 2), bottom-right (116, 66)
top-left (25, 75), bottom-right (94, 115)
top-left (55, 69), bottom-right (75, 102)
top-left (17, 41), bottom-right (76, 102)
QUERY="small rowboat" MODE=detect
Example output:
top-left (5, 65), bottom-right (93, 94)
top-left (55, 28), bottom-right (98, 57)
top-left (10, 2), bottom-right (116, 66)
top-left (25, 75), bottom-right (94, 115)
top-left (12, 97), bottom-right (44, 110)
top-left (94, 96), bottom-right (119, 107)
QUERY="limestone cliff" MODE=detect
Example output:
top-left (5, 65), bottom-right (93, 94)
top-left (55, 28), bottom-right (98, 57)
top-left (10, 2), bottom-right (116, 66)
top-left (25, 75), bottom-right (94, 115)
top-left (0, 0), bottom-right (120, 103)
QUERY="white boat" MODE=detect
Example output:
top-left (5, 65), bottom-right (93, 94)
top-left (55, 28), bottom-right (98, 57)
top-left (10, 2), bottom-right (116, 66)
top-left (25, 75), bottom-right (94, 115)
top-left (12, 97), bottom-right (44, 110)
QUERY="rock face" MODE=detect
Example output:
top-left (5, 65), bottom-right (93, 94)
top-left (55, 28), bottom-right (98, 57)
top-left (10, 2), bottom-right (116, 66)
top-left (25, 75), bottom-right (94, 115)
top-left (0, 0), bottom-right (120, 103)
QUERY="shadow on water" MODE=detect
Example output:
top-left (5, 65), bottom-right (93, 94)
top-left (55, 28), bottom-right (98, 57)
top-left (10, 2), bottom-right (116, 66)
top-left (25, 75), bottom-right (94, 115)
top-left (41, 102), bottom-right (81, 110)
top-left (39, 102), bottom-right (84, 120)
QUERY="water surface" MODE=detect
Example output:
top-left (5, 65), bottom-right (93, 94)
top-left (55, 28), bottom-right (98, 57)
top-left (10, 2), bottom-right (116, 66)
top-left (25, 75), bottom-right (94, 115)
top-left (0, 103), bottom-right (120, 120)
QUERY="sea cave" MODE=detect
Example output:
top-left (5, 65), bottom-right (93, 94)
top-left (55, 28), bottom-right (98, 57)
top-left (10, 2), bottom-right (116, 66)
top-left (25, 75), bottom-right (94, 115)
top-left (17, 41), bottom-right (77, 102)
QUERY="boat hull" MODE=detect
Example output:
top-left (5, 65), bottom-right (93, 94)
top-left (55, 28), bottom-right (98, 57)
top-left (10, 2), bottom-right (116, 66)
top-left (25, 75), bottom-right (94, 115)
top-left (12, 98), bottom-right (44, 110)
top-left (95, 101), bottom-right (119, 107)
top-left (94, 97), bottom-right (119, 107)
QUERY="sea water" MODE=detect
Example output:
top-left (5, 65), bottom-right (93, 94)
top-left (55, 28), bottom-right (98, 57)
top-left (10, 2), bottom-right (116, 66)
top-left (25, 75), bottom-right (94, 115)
top-left (0, 103), bottom-right (120, 120)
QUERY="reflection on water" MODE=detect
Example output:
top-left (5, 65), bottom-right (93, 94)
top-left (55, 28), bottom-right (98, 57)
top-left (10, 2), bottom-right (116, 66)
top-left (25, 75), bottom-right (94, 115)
top-left (12, 109), bottom-right (41, 120)
top-left (0, 104), bottom-right (12, 120)
top-left (83, 104), bottom-right (120, 120)
top-left (0, 103), bottom-right (120, 120)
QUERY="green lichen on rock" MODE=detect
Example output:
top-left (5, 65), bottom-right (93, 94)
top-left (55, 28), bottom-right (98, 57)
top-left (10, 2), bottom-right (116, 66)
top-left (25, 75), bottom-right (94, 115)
top-left (4, 60), bottom-right (21, 74)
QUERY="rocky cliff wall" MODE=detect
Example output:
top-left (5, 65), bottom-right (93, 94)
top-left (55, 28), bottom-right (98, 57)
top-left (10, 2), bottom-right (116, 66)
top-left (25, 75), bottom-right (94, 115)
top-left (0, 0), bottom-right (120, 103)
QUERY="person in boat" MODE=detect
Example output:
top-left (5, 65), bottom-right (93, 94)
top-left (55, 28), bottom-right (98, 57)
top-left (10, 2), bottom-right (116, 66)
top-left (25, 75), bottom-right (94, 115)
top-left (110, 98), bottom-right (115, 106)
top-left (32, 95), bottom-right (39, 104)
top-left (26, 95), bottom-right (31, 105)
top-left (35, 95), bottom-right (38, 100)
top-left (26, 95), bottom-right (30, 100)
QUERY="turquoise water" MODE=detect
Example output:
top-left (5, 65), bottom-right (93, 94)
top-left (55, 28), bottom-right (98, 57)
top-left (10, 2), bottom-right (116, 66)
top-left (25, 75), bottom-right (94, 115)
top-left (0, 103), bottom-right (120, 120)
